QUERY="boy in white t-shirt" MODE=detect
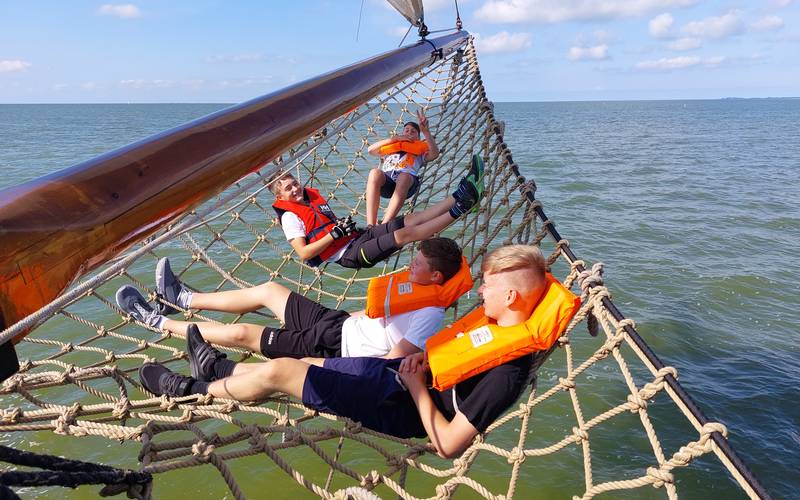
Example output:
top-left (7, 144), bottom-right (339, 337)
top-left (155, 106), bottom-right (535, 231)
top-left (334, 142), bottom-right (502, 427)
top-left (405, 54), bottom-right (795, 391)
top-left (365, 109), bottom-right (439, 226)
top-left (115, 238), bottom-right (465, 362)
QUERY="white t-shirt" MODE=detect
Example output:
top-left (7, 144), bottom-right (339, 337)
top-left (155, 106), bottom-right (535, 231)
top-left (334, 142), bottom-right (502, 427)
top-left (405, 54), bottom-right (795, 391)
top-left (280, 211), bottom-right (350, 263)
top-left (381, 151), bottom-right (426, 177)
top-left (340, 306), bottom-right (444, 358)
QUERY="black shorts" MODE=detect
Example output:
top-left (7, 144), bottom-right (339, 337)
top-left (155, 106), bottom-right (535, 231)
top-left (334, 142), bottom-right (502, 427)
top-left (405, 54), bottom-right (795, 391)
top-left (260, 292), bottom-right (349, 358)
top-left (380, 172), bottom-right (421, 199)
top-left (302, 357), bottom-right (426, 438)
top-left (337, 217), bottom-right (404, 269)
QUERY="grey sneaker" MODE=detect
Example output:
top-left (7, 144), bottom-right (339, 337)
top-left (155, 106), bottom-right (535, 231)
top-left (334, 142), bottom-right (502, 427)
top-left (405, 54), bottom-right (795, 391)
top-left (155, 257), bottom-right (185, 315)
top-left (116, 285), bottom-right (162, 328)
top-left (187, 324), bottom-right (227, 382)
top-left (139, 362), bottom-right (194, 397)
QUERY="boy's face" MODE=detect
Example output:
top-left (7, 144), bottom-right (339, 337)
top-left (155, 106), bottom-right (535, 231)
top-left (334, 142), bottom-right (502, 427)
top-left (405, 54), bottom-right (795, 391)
top-left (274, 177), bottom-right (303, 203)
top-left (402, 124), bottom-right (420, 141)
top-left (408, 251), bottom-right (439, 285)
top-left (478, 271), bottom-right (506, 320)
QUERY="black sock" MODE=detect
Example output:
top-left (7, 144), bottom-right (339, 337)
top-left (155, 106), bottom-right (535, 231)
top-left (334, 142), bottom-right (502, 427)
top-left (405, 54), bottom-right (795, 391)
top-left (214, 358), bottom-right (237, 380)
top-left (188, 380), bottom-right (209, 395)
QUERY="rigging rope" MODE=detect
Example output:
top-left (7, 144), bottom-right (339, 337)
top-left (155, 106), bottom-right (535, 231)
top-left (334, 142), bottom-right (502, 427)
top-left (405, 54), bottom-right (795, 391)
top-left (0, 38), bottom-right (765, 499)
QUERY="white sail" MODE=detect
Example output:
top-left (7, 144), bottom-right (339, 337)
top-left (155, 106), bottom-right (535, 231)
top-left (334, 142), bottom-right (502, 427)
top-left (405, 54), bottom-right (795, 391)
top-left (386, 0), bottom-right (424, 26)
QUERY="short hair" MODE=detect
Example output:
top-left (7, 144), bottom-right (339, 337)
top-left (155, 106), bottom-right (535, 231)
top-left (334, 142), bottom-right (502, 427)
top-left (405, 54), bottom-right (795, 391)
top-left (481, 245), bottom-right (546, 282)
top-left (267, 171), bottom-right (296, 196)
top-left (403, 121), bottom-right (421, 134)
top-left (418, 238), bottom-right (462, 282)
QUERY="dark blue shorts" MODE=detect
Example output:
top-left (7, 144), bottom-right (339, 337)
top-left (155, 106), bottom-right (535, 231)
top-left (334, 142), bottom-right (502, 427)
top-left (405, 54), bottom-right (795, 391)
top-left (302, 357), bottom-right (426, 438)
top-left (380, 171), bottom-right (421, 199)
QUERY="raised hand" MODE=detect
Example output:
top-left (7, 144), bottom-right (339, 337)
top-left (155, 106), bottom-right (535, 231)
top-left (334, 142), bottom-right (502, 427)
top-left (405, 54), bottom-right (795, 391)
top-left (417, 109), bottom-right (430, 133)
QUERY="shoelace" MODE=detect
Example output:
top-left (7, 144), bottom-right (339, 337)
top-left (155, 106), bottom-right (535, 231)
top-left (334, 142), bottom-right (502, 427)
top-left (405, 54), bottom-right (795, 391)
top-left (133, 302), bottom-right (157, 326)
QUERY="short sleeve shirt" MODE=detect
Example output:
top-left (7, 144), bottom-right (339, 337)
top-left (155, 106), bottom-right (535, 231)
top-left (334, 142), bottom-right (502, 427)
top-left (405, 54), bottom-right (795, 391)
top-left (429, 354), bottom-right (534, 433)
top-left (381, 150), bottom-right (427, 177)
top-left (280, 211), bottom-right (349, 263)
top-left (340, 306), bottom-right (444, 357)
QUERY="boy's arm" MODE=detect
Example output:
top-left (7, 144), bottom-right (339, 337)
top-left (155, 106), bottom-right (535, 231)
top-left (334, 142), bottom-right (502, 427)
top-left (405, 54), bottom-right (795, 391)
top-left (381, 338), bottom-right (421, 359)
top-left (367, 135), bottom-right (405, 156)
top-left (288, 234), bottom-right (334, 261)
top-left (418, 111), bottom-right (440, 162)
top-left (399, 358), bottom-right (479, 458)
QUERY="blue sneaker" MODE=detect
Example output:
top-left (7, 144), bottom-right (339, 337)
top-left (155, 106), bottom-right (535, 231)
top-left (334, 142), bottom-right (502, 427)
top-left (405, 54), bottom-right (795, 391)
top-left (450, 154), bottom-right (486, 217)
top-left (116, 285), bottom-right (162, 328)
top-left (155, 257), bottom-right (187, 315)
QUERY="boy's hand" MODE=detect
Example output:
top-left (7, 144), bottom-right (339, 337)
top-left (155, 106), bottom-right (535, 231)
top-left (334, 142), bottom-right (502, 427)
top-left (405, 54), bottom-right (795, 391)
top-left (417, 109), bottom-right (430, 133)
top-left (399, 352), bottom-right (427, 389)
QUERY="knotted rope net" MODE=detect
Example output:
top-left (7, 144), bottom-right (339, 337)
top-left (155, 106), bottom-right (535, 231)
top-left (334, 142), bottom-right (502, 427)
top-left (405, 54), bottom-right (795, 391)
top-left (0, 38), bottom-right (760, 499)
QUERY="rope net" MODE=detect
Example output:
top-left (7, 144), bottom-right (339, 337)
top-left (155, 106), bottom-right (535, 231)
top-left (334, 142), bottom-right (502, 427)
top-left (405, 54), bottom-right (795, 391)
top-left (0, 38), bottom-right (754, 499)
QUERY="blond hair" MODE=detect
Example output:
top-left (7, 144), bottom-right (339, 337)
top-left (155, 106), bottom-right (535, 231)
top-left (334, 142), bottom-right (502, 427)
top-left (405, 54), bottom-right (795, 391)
top-left (267, 171), bottom-right (296, 196)
top-left (481, 245), bottom-right (546, 281)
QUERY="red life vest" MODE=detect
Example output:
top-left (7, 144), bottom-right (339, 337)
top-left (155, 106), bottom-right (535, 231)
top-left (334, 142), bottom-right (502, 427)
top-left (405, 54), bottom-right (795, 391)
top-left (272, 187), bottom-right (356, 266)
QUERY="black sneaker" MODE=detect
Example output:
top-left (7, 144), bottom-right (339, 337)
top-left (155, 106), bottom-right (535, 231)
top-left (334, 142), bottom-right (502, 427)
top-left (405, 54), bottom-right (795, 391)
top-left (450, 154), bottom-right (486, 217)
top-left (187, 324), bottom-right (227, 383)
top-left (139, 362), bottom-right (194, 397)
top-left (155, 257), bottom-right (185, 315)
top-left (116, 285), bottom-right (162, 328)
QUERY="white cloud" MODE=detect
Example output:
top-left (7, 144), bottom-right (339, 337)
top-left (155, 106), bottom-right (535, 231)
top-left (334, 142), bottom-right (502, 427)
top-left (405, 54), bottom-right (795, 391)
top-left (206, 54), bottom-right (267, 63)
top-left (751, 16), bottom-right (784, 31)
top-left (475, 31), bottom-right (532, 54)
top-left (567, 44), bottom-right (609, 61)
top-left (97, 4), bottom-right (141, 18)
top-left (683, 10), bottom-right (743, 39)
top-left (475, 0), bottom-right (697, 24)
top-left (668, 37), bottom-right (701, 50)
top-left (119, 79), bottom-right (176, 89)
top-left (635, 55), bottom-right (726, 70)
top-left (636, 56), bottom-right (700, 69)
top-left (0, 60), bottom-right (31, 73)
top-left (649, 13), bottom-right (674, 38)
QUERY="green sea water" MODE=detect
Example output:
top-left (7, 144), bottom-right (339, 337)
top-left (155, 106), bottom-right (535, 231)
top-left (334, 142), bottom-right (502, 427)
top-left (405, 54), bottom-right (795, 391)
top-left (0, 100), bottom-right (798, 499)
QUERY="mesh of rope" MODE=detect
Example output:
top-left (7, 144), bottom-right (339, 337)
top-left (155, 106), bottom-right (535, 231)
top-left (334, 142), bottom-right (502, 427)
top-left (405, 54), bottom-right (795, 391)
top-left (0, 38), bottom-right (752, 499)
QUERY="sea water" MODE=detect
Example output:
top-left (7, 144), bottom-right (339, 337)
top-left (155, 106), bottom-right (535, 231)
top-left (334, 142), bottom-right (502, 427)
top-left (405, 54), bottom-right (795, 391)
top-left (0, 100), bottom-right (798, 499)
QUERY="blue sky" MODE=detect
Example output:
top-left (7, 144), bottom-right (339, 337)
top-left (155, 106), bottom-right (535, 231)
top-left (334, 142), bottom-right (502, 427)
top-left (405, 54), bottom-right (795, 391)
top-left (1, 1), bottom-right (797, 103)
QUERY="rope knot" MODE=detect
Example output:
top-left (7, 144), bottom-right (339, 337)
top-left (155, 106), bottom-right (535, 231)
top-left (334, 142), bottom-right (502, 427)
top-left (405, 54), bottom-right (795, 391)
top-left (646, 466), bottom-right (674, 488)
top-left (158, 395), bottom-right (177, 411)
top-left (559, 377), bottom-right (576, 390)
top-left (572, 426), bottom-right (589, 444)
top-left (360, 470), bottom-right (381, 489)
top-left (626, 393), bottom-right (648, 412)
top-left (112, 399), bottom-right (131, 419)
top-left (1, 407), bottom-right (22, 424)
top-left (345, 421), bottom-right (364, 434)
top-left (655, 366), bottom-right (678, 382)
top-left (700, 422), bottom-right (728, 439)
top-left (191, 441), bottom-right (215, 459)
top-left (507, 447), bottom-right (526, 464)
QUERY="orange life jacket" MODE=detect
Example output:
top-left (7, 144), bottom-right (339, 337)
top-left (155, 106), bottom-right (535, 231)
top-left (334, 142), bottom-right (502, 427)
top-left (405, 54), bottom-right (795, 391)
top-left (378, 140), bottom-right (429, 169)
top-left (364, 256), bottom-right (473, 318)
top-left (426, 273), bottom-right (581, 391)
top-left (272, 187), bottom-right (356, 266)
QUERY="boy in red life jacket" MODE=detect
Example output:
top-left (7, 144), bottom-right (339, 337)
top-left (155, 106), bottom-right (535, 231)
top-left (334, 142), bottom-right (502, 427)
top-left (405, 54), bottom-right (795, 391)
top-left (117, 238), bottom-right (464, 361)
top-left (269, 153), bottom-right (482, 269)
top-left (365, 109), bottom-right (440, 226)
top-left (139, 245), bottom-right (554, 460)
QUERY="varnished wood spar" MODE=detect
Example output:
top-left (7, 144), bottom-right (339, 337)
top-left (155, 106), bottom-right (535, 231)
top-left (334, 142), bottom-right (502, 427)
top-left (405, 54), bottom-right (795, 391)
top-left (0, 32), bottom-right (469, 346)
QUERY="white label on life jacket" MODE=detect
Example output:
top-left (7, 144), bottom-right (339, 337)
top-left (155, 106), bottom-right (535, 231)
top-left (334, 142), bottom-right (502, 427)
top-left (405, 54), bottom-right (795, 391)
top-left (397, 282), bottom-right (413, 295)
top-left (469, 326), bottom-right (493, 348)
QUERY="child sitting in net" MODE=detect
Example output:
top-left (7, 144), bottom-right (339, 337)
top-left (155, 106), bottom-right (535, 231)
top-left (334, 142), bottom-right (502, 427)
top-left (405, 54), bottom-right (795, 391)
top-left (365, 109), bottom-right (439, 226)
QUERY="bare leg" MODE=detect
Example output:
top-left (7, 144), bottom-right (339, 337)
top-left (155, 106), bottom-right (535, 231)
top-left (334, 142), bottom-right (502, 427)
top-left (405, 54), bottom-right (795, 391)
top-left (207, 358), bottom-right (309, 401)
top-left (190, 282), bottom-right (292, 320)
top-left (402, 195), bottom-right (455, 227)
top-left (162, 319), bottom-right (263, 352)
top-left (381, 172), bottom-right (413, 224)
top-left (365, 168), bottom-right (386, 226)
top-left (393, 210), bottom-right (457, 246)
top-left (300, 357), bottom-right (326, 367)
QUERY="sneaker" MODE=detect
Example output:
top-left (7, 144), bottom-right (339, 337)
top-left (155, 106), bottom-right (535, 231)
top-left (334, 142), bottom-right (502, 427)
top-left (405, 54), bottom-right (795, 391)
top-left (187, 324), bottom-right (227, 383)
top-left (155, 257), bottom-right (186, 315)
top-left (450, 154), bottom-right (486, 215)
top-left (116, 285), bottom-right (162, 328)
top-left (139, 362), bottom-right (194, 397)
